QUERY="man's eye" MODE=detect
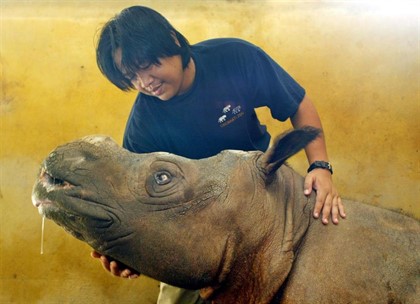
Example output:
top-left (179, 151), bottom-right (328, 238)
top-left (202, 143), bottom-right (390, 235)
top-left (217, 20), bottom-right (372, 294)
top-left (140, 64), bottom-right (152, 70)
top-left (124, 73), bottom-right (136, 82)
top-left (154, 171), bottom-right (172, 185)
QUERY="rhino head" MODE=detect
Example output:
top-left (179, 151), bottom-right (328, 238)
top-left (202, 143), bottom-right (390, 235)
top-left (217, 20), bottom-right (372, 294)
top-left (32, 127), bottom-right (319, 302)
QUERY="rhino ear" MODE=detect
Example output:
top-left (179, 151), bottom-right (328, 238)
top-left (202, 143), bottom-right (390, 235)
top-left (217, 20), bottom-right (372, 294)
top-left (258, 126), bottom-right (321, 176)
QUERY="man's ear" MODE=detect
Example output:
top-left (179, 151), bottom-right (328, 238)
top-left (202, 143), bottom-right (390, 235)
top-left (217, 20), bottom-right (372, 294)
top-left (257, 126), bottom-right (321, 176)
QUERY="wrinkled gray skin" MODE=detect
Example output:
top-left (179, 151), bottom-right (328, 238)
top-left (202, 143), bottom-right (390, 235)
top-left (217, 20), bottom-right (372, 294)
top-left (32, 127), bottom-right (419, 304)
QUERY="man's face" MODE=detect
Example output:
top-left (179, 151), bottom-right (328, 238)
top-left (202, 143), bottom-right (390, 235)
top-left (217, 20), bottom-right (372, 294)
top-left (114, 48), bottom-right (193, 101)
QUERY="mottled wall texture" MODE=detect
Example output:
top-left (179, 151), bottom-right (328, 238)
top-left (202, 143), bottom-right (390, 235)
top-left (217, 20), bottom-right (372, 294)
top-left (1, 0), bottom-right (418, 303)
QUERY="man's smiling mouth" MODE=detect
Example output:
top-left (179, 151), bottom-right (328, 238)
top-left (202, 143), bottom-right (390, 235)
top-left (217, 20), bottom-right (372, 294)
top-left (148, 82), bottom-right (163, 95)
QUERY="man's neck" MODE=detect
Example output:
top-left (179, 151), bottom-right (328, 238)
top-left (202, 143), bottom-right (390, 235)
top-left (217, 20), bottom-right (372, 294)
top-left (178, 57), bottom-right (196, 95)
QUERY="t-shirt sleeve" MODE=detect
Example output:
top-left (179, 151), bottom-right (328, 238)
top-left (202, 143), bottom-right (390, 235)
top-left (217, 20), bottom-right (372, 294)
top-left (248, 47), bottom-right (306, 121)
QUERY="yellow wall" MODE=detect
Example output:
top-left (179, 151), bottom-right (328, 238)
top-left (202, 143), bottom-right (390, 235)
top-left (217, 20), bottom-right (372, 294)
top-left (1, 1), bottom-right (418, 303)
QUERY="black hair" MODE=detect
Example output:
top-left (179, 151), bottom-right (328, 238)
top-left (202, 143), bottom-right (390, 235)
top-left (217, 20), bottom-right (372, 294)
top-left (96, 6), bottom-right (191, 91)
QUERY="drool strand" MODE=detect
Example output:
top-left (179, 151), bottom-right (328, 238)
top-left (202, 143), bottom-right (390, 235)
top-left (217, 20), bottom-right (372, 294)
top-left (40, 215), bottom-right (45, 254)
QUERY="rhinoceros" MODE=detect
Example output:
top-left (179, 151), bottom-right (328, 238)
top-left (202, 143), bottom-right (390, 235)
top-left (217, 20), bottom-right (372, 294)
top-left (32, 127), bottom-right (419, 303)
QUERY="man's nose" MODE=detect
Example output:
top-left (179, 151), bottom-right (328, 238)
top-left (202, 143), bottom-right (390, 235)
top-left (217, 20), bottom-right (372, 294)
top-left (134, 72), bottom-right (154, 90)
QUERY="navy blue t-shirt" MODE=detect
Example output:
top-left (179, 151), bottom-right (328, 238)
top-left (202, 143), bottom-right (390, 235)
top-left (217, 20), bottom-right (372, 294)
top-left (123, 38), bottom-right (305, 159)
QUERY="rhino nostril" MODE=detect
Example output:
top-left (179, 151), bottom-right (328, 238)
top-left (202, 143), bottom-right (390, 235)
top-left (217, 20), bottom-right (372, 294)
top-left (40, 168), bottom-right (68, 187)
top-left (48, 175), bottom-right (66, 186)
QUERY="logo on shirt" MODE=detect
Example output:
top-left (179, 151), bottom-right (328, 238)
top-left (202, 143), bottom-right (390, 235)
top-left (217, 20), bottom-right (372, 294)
top-left (218, 104), bottom-right (244, 127)
top-left (223, 105), bottom-right (231, 113)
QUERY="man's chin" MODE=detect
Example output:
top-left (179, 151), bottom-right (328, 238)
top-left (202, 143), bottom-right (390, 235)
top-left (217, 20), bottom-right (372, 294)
top-left (142, 87), bottom-right (175, 101)
top-left (155, 91), bottom-right (175, 101)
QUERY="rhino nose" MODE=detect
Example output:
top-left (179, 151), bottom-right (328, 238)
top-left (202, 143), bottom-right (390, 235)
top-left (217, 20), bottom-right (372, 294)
top-left (38, 167), bottom-right (65, 187)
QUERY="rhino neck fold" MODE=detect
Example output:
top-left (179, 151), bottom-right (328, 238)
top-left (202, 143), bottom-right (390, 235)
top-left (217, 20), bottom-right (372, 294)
top-left (268, 165), bottom-right (315, 302)
top-left (200, 165), bottom-right (313, 304)
top-left (281, 165), bottom-right (315, 252)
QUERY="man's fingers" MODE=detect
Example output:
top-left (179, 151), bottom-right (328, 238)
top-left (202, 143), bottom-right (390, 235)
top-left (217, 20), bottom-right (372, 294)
top-left (321, 194), bottom-right (332, 224)
top-left (91, 251), bottom-right (101, 259)
top-left (338, 197), bottom-right (346, 218)
top-left (313, 190), bottom-right (327, 219)
top-left (304, 175), bottom-right (314, 196)
top-left (331, 196), bottom-right (339, 224)
top-left (120, 269), bottom-right (132, 278)
top-left (109, 261), bottom-right (121, 276)
top-left (100, 255), bottom-right (111, 272)
top-left (92, 252), bottom-right (139, 279)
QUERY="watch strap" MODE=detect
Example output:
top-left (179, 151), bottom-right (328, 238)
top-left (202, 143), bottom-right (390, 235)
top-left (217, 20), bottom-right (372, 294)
top-left (307, 161), bottom-right (333, 175)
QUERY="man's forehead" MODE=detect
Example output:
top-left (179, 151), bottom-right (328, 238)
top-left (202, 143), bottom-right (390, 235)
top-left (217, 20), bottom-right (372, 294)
top-left (112, 47), bottom-right (153, 76)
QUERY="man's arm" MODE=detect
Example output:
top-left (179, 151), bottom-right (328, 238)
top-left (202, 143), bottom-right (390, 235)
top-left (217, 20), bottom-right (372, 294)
top-left (290, 94), bottom-right (346, 224)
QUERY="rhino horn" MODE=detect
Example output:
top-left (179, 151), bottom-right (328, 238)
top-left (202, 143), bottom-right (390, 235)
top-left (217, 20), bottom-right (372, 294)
top-left (258, 126), bottom-right (321, 176)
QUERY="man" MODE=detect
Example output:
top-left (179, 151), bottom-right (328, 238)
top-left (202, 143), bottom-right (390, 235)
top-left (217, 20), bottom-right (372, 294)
top-left (92, 5), bottom-right (345, 303)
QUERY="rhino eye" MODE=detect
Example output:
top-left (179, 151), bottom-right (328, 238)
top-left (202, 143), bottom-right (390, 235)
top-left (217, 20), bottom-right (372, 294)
top-left (154, 171), bottom-right (172, 185)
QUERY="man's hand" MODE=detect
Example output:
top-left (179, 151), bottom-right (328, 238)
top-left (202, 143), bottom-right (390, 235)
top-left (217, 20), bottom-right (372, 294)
top-left (91, 251), bottom-right (140, 279)
top-left (304, 169), bottom-right (346, 224)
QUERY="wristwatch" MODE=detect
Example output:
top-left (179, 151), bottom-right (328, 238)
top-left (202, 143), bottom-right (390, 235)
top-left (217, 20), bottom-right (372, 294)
top-left (307, 161), bottom-right (333, 175)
